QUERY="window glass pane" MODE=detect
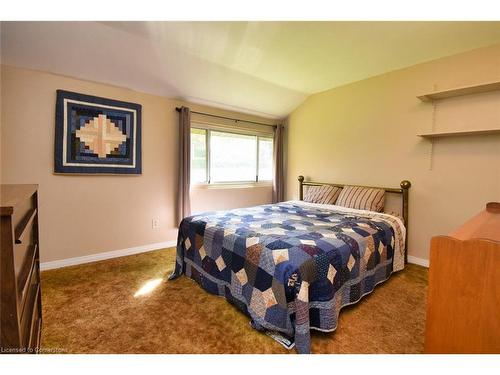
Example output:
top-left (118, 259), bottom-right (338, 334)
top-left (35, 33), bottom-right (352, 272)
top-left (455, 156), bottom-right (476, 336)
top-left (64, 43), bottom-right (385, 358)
top-left (258, 137), bottom-right (273, 181)
top-left (190, 128), bottom-right (207, 183)
top-left (210, 131), bottom-right (256, 182)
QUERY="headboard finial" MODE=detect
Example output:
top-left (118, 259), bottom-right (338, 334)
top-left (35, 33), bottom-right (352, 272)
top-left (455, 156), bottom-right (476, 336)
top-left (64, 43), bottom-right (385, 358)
top-left (400, 180), bottom-right (411, 189)
top-left (298, 175), bottom-right (304, 200)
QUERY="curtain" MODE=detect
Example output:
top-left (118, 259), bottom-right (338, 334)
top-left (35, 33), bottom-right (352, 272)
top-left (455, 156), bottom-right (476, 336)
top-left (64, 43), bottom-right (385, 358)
top-left (272, 123), bottom-right (284, 203)
top-left (178, 106), bottom-right (191, 223)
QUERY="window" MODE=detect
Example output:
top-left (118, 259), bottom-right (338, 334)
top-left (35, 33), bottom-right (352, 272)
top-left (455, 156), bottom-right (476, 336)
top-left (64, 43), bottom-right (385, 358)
top-left (210, 131), bottom-right (256, 183)
top-left (190, 127), bottom-right (273, 184)
top-left (258, 137), bottom-right (273, 181)
top-left (191, 128), bottom-right (207, 183)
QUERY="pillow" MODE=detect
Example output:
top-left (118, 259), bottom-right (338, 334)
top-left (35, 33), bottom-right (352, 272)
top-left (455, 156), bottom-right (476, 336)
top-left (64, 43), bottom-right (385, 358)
top-left (303, 185), bottom-right (343, 205)
top-left (336, 185), bottom-right (385, 212)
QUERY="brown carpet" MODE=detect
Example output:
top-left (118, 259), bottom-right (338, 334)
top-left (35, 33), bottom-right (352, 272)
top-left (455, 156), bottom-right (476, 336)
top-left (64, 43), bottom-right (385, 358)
top-left (40, 248), bottom-right (428, 354)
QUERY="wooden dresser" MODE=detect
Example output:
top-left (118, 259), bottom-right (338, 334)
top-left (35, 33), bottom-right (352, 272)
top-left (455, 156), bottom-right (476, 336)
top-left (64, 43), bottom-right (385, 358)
top-left (1, 184), bottom-right (42, 354)
top-left (424, 202), bottom-right (500, 353)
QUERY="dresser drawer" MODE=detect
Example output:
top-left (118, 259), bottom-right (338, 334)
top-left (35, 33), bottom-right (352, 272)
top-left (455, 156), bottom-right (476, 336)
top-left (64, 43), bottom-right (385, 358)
top-left (18, 245), bottom-right (39, 316)
top-left (11, 193), bottom-right (36, 238)
top-left (20, 281), bottom-right (40, 348)
top-left (28, 297), bottom-right (42, 352)
top-left (13, 209), bottom-right (37, 277)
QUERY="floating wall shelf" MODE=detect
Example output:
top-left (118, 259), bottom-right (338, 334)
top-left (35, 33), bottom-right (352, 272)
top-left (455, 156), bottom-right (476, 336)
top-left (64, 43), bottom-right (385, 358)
top-left (417, 80), bottom-right (500, 171)
top-left (417, 81), bottom-right (500, 102)
top-left (418, 128), bottom-right (500, 139)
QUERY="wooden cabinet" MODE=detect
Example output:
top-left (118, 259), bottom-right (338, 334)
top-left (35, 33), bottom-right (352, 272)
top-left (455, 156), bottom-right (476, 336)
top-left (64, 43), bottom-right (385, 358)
top-left (424, 202), bottom-right (500, 353)
top-left (1, 184), bottom-right (42, 353)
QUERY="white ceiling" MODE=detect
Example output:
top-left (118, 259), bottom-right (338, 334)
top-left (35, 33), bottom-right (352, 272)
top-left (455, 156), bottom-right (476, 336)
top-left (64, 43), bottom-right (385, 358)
top-left (2, 21), bottom-right (500, 118)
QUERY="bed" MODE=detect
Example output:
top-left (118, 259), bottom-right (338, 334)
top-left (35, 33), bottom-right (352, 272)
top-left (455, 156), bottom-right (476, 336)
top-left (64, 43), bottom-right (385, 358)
top-left (169, 176), bottom-right (411, 353)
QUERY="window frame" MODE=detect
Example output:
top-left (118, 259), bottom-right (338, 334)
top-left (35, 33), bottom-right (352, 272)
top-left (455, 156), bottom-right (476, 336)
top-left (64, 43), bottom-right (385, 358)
top-left (190, 123), bottom-right (274, 187)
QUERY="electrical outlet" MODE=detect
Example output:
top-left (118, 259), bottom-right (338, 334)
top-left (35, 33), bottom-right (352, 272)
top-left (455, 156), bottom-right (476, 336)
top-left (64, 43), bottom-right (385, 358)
top-left (152, 218), bottom-right (160, 229)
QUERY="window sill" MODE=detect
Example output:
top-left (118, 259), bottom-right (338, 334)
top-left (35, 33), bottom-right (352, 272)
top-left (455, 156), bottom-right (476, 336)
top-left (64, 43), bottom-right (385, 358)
top-left (191, 182), bottom-right (273, 190)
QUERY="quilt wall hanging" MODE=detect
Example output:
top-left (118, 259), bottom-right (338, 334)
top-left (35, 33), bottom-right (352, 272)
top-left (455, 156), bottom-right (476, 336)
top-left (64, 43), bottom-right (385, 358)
top-left (55, 90), bottom-right (142, 174)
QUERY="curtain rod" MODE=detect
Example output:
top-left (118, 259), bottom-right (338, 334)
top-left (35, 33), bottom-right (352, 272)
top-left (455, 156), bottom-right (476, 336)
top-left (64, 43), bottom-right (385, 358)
top-left (175, 107), bottom-right (277, 128)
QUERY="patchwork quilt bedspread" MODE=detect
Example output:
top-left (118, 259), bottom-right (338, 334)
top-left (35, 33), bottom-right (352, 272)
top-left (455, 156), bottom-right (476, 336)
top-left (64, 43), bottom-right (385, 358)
top-left (169, 201), bottom-right (406, 353)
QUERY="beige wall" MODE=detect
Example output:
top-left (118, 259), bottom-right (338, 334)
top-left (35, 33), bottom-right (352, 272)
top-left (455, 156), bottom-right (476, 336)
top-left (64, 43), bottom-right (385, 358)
top-left (191, 185), bottom-right (272, 214)
top-left (0, 65), bottom-right (275, 263)
top-left (285, 43), bottom-right (500, 261)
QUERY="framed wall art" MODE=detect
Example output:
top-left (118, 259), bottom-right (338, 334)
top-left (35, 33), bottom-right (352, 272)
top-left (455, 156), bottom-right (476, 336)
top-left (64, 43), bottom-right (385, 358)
top-left (54, 90), bottom-right (142, 174)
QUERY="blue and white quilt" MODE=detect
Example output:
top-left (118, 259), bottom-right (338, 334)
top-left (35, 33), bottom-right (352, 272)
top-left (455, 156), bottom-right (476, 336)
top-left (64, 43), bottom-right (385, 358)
top-left (169, 201), bottom-right (406, 353)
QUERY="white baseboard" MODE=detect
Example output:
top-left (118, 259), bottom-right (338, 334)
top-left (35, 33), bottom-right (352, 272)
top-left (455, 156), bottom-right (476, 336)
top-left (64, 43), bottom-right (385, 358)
top-left (40, 240), bottom-right (177, 271)
top-left (41, 240), bottom-right (429, 271)
top-left (407, 255), bottom-right (429, 268)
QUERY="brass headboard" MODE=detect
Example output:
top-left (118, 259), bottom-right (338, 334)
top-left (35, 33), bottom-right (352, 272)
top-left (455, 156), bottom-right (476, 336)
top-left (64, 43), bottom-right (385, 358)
top-left (297, 175), bottom-right (411, 262)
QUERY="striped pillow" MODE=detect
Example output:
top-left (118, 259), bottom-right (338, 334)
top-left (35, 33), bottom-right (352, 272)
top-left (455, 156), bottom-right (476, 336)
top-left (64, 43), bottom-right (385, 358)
top-left (336, 185), bottom-right (385, 212)
top-left (303, 185), bottom-right (343, 205)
